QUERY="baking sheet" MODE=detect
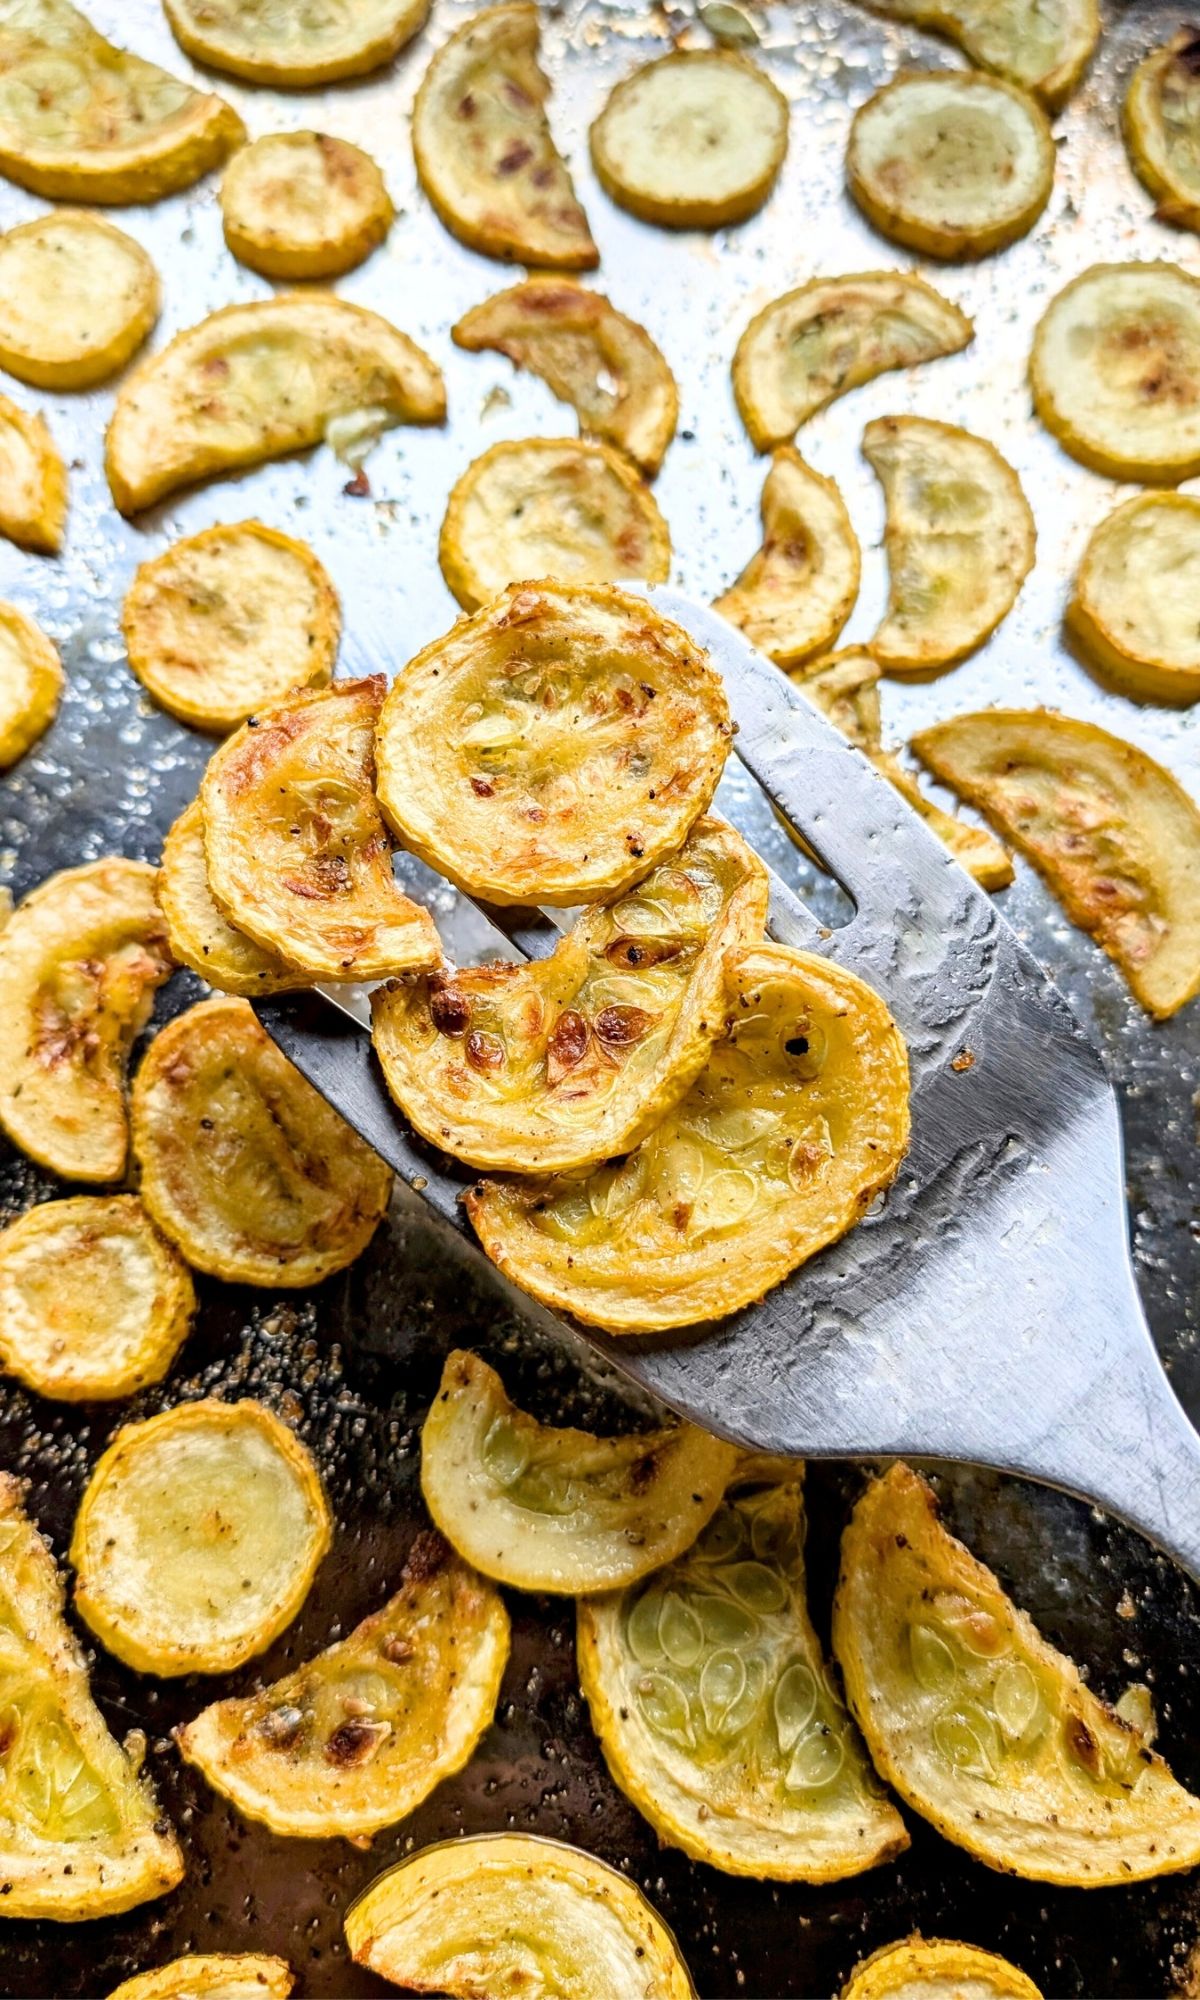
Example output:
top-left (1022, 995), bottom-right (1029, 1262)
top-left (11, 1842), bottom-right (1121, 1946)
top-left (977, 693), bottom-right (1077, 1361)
top-left (0, 0), bottom-right (1198, 1991)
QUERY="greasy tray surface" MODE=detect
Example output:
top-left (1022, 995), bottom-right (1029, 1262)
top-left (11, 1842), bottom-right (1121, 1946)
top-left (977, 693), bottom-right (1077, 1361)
top-left (0, 0), bottom-right (1197, 1993)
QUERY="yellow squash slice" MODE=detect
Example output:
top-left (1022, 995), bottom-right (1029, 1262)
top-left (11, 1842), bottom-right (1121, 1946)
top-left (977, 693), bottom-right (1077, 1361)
top-left (0, 1194), bottom-right (194, 1402)
top-left (220, 132), bottom-right (394, 281)
top-left (71, 1398), bottom-right (332, 1677)
top-left (0, 211), bottom-right (157, 391)
top-left (164, 0), bottom-right (426, 85)
top-left (420, 1349), bottom-right (738, 1593)
top-left (0, 0), bottom-right (243, 203)
top-left (0, 1474), bottom-right (183, 1918)
top-left (859, 0), bottom-right (1098, 110)
top-left (912, 708), bottom-right (1200, 1018)
top-left (833, 1463), bottom-right (1200, 1885)
top-left (345, 1834), bottom-right (696, 1998)
top-left (578, 1467), bottom-right (909, 1879)
top-left (1030, 261), bottom-right (1200, 483)
top-left (0, 858), bottom-right (173, 1184)
top-left (123, 521), bottom-right (340, 735)
top-left (177, 1529), bottom-right (508, 1838)
top-left (1123, 30), bottom-right (1200, 233)
top-left (452, 277), bottom-right (678, 476)
top-left (105, 294), bottom-right (446, 516)
top-left (200, 678), bottom-right (439, 981)
top-left (109, 1959), bottom-right (293, 2000)
top-left (733, 272), bottom-right (973, 452)
top-left (0, 600), bottom-right (61, 765)
top-left (714, 447), bottom-right (860, 667)
top-left (0, 392), bottom-right (65, 553)
top-left (590, 49), bottom-right (788, 230)
top-left (864, 416), bottom-right (1035, 673)
top-left (412, 3), bottom-right (597, 269)
top-left (372, 816), bottom-right (767, 1172)
top-left (1067, 493), bottom-right (1200, 706)
top-left (468, 943), bottom-right (910, 1332)
top-left (847, 72), bottom-right (1054, 260)
top-left (376, 580), bottom-right (732, 908)
top-left (841, 1936), bottom-right (1043, 2000)
top-left (438, 436), bottom-right (671, 613)
top-left (158, 800), bottom-right (305, 999)
top-left (131, 995), bottom-right (394, 1285)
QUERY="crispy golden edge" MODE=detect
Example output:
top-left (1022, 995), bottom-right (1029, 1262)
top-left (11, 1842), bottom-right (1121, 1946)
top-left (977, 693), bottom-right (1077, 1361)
top-left (164, 0), bottom-right (428, 85)
top-left (220, 134), bottom-right (395, 280)
top-left (1067, 493), bottom-right (1200, 706)
top-left (589, 49), bottom-right (789, 229)
top-left (0, 394), bottom-right (67, 553)
top-left (0, 600), bottom-right (62, 765)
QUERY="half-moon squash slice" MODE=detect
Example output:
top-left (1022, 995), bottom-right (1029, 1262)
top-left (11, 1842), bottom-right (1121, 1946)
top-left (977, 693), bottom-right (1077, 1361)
top-left (131, 996), bottom-right (394, 1286)
top-left (105, 295), bottom-right (446, 515)
top-left (219, 132), bottom-right (394, 281)
top-left (375, 581), bottom-right (732, 908)
top-left (0, 600), bottom-right (61, 765)
top-left (467, 943), bottom-right (910, 1332)
top-left (589, 48), bottom-right (788, 229)
top-left (733, 272), bottom-right (971, 452)
top-left (164, 0), bottom-right (427, 85)
top-left (452, 278), bottom-right (678, 475)
top-left (421, 1349), bottom-right (738, 1593)
top-left (0, 1473), bottom-right (183, 1919)
top-left (832, 1463), bottom-right (1200, 1885)
top-left (345, 1835), bottom-right (697, 1998)
top-left (0, 393), bottom-right (65, 553)
top-left (1123, 30), bottom-right (1200, 233)
top-left (864, 416), bottom-right (1035, 672)
top-left (177, 1528), bottom-right (508, 1838)
top-left (1067, 492), bottom-right (1200, 706)
top-left (911, 708), bottom-right (1200, 1018)
top-left (412, 3), bottom-right (597, 269)
top-left (109, 1960), bottom-right (294, 2000)
top-left (714, 447), bottom-right (860, 667)
top-left (0, 858), bottom-right (174, 1184)
top-left (578, 1465), bottom-right (909, 1879)
top-left (841, 1936), bottom-right (1042, 2000)
top-left (71, 1398), bottom-right (332, 1677)
top-left (372, 816), bottom-right (767, 1173)
top-left (0, 0), bottom-right (244, 203)
top-left (858, 0), bottom-right (1098, 110)
top-left (158, 800), bottom-right (305, 999)
top-left (0, 211), bottom-right (158, 391)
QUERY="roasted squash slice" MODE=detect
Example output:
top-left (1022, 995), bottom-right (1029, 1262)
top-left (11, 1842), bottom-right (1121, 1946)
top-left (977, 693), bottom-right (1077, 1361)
top-left (733, 272), bottom-right (972, 452)
top-left (201, 677), bottom-right (438, 982)
top-left (1123, 30), bottom-right (1200, 234)
top-left (105, 295), bottom-right (446, 516)
top-left (421, 1349), bottom-right (738, 1593)
top-left (452, 278), bottom-right (678, 476)
top-left (0, 1194), bottom-right (194, 1402)
top-left (833, 1464), bottom-right (1200, 1885)
top-left (863, 416), bottom-right (1035, 673)
top-left (109, 1959), bottom-right (294, 2000)
top-left (71, 1398), bottom-right (332, 1677)
top-left (412, 3), bottom-right (597, 269)
top-left (177, 1529), bottom-right (508, 1838)
top-left (439, 436), bottom-right (671, 612)
top-left (0, 0), bottom-right (243, 203)
top-left (220, 132), bottom-right (394, 281)
top-left (0, 392), bottom-right (65, 553)
top-left (0, 1474), bottom-right (183, 1918)
top-left (468, 944), bottom-right (910, 1332)
top-left (847, 72), bottom-right (1054, 261)
top-left (714, 447), bottom-right (860, 667)
top-left (372, 816), bottom-right (767, 1172)
top-left (376, 581), bottom-right (732, 908)
top-left (0, 858), bottom-right (173, 1184)
top-left (841, 1936), bottom-right (1042, 2000)
top-left (131, 996), bottom-right (394, 1286)
top-left (164, 0), bottom-right (427, 85)
top-left (345, 1834), bottom-right (696, 1998)
top-left (859, 0), bottom-right (1098, 110)
top-left (0, 600), bottom-right (61, 765)
top-left (123, 521), bottom-right (340, 734)
top-left (1030, 262), bottom-right (1200, 483)
top-left (158, 800), bottom-right (304, 999)
top-left (578, 1467), bottom-right (909, 1879)
top-left (0, 211), bottom-right (157, 391)
top-left (1067, 493), bottom-right (1200, 706)
top-left (590, 49), bottom-right (788, 229)
top-left (912, 708), bottom-right (1200, 1018)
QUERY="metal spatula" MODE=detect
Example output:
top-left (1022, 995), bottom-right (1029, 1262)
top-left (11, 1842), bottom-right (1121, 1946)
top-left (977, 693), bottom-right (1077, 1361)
top-left (255, 588), bottom-right (1200, 1580)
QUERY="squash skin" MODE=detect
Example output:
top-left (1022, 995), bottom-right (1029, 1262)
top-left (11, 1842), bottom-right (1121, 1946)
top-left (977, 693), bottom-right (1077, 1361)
top-left (715, 447), bottom-right (860, 667)
top-left (1123, 31), bottom-right (1200, 235)
top-left (157, 799), bottom-right (306, 999)
top-left (840, 1935), bottom-right (1043, 1999)
top-left (0, 599), bottom-right (61, 765)
top-left (108, 1958), bottom-right (294, 2000)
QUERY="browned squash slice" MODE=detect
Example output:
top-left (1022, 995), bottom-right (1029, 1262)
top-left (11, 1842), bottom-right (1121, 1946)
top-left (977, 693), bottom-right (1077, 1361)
top-left (219, 132), bottom-right (394, 281)
top-left (0, 599), bottom-right (61, 765)
top-left (841, 1936), bottom-right (1042, 1999)
top-left (157, 800), bottom-right (305, 999)
top-left (0, 393), bottom-right (66, 553)
top-left (714, 447), bottom-right (860, 667)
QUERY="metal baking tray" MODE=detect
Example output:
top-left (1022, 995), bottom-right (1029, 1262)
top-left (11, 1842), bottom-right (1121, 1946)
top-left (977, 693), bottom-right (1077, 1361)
top-left (0, 0), bottom-right (1197, 1992)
